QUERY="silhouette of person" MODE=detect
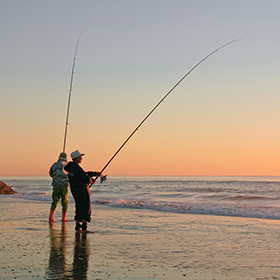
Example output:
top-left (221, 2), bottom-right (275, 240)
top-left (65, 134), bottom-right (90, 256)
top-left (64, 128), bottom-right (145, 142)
top-left (72, 231), bottom-right (89, 279)
top-left (47, 223), bottom-right (67, 278)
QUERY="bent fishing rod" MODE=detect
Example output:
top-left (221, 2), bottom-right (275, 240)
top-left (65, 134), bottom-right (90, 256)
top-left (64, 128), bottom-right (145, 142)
top-left (62, 32), bottom-right (83, 153)
top-left (92, 39), bottom-right (240, 184)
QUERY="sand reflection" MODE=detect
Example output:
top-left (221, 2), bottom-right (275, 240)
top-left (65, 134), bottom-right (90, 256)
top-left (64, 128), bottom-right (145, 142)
top-left (47, 223), bottom-right (89, 279)
top-left (48, 223), bottom-right (67, 278)
top-left (72, 231), bottom-right (89, 279)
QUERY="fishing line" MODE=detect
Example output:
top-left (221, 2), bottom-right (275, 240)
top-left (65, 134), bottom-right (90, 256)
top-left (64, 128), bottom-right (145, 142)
top-left (93, 39), bottom-right (240, 184)
top-left (62, 32), bottom-right (83, 153)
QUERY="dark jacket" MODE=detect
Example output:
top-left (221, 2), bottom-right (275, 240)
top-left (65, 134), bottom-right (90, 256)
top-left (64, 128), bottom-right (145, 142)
top-left (64, 161), bottom-right (99, 222)
top-left (64, 161), bottom-right (91, 189)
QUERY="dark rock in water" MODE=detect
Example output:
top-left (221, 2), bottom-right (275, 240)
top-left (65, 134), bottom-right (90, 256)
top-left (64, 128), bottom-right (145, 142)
top-left (0, 180), bottom-right (15, 194)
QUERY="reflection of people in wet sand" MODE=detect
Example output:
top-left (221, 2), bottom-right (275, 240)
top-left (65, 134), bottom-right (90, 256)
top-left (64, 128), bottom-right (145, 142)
top-left (47, 223), bottom-right (90, 279)
top-left (48, 223), bottom-right (67, 278)
top-left (72, 232), bottom-right (89, 279)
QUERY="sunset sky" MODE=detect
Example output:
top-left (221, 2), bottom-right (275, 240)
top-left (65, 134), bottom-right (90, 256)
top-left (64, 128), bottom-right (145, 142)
top-left (1, 0), bottom-right (280, 176)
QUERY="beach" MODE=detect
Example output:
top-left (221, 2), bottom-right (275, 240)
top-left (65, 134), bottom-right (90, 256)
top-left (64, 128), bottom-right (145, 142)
top-left (1, 194), bottom-right (280, 280)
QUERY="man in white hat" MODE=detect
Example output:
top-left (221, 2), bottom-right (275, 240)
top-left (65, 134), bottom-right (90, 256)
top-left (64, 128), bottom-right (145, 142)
top-left (64, 149), bottom-right (101, 231)
top-left (49, 152), bottom-right (69, 222)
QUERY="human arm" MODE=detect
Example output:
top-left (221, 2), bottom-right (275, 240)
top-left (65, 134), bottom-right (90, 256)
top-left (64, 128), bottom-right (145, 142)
top-left (49, 166), bottom-right (53, 177)
top-left (86, 171), bottom-right (101, 178)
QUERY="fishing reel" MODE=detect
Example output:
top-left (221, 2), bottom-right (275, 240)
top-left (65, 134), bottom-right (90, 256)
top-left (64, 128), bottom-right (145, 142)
top-left (100, 175), bottom-right (107, 183)
top-left (86, 171), bottom-right (107, 187)
top-left (87, 171), bottom-right (107, 183)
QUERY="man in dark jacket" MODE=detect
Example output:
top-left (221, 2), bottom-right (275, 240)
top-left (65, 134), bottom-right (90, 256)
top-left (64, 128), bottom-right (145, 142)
top-left (64, 149), bottom-right (101, 231)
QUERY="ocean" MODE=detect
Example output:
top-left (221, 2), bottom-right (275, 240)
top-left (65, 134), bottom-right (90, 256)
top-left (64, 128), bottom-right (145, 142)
top-left (2, 175), bottom-right (280, 220)
top-left (2, 176), bottom-right (280, 279)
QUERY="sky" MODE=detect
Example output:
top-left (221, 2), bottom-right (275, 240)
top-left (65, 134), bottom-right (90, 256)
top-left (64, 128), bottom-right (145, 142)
top-left (1, 0), bottom-right (280, 176)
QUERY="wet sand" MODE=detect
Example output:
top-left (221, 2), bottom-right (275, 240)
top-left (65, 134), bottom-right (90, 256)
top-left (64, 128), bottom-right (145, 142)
top-left (1, 196), bottom-right (280, 279)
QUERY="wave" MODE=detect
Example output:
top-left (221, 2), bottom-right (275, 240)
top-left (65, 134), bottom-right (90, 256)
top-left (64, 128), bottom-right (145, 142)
top-left (13, 192), bottom-right (75, 202)
top-left (93, 197), bottom-right (280, 220)
top-left (225, 195), bottom-right (279, 201)
top-left (5, 175), bottom-right (280, 220)
top-left (9, 192), bottom-right (280, 220)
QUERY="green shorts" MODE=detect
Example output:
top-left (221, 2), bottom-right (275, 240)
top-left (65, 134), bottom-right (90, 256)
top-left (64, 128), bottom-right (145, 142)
top-left (50, 187), bottom-right (68, 212)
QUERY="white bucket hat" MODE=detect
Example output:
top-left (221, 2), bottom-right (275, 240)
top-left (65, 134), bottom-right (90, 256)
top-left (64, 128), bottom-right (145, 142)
top-left (70, 149), bottom-right (85, 160)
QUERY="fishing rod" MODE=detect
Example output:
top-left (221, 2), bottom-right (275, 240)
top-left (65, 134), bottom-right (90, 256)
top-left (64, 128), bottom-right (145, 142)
top-left (92, 39), bottom-right (240, 184)
top-left (62, 32), bottom-right (83, 153)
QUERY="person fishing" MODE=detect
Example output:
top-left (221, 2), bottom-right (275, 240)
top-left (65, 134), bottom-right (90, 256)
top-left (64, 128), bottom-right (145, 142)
top-left (64, 149), bottom-right (101, 232)
top-left (49, 152), bottom-right (69, 222)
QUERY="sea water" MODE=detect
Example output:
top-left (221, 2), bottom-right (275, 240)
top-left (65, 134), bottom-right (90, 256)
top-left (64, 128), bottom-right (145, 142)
top-left (1, 176), bottom-right (280, 220)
